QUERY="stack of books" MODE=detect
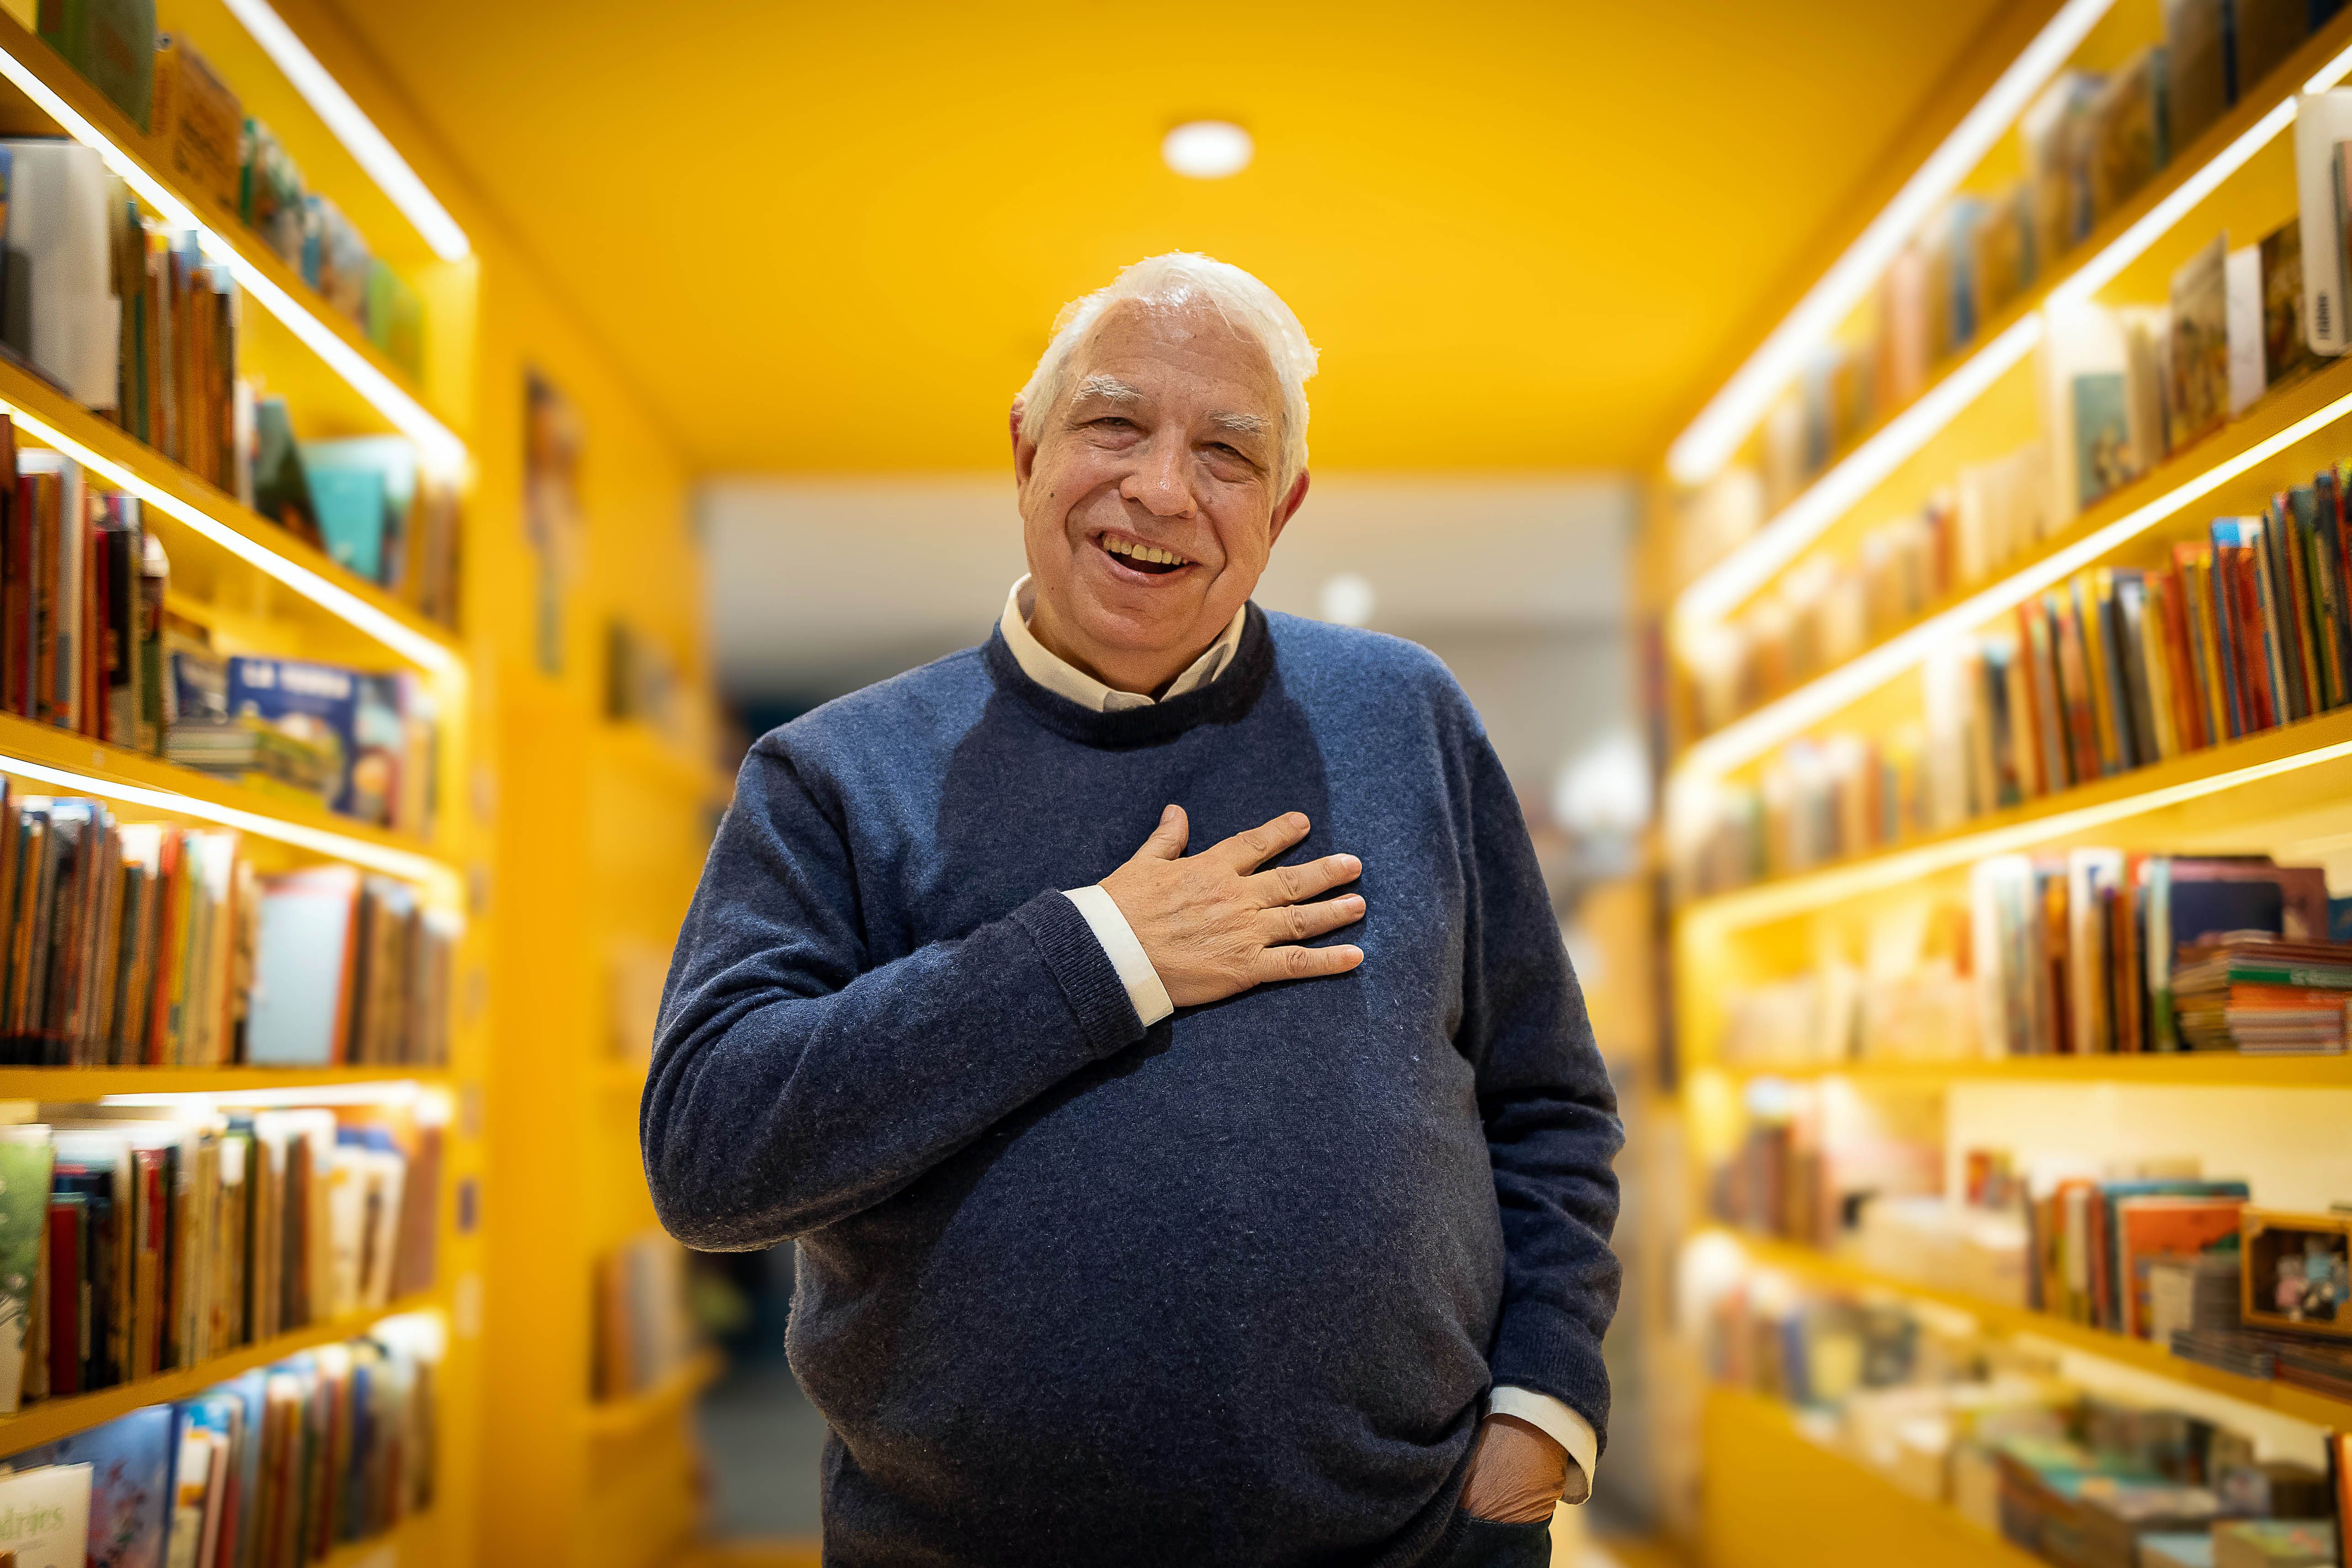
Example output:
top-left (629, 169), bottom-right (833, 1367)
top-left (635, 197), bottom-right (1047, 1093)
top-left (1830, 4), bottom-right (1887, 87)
top-left (2172, 938), bottom-right (2352, 1052)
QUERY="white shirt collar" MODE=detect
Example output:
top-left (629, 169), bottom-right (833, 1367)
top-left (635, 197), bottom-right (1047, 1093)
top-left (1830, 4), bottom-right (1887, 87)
top-left (998, 576), bottom-right (1249, 713)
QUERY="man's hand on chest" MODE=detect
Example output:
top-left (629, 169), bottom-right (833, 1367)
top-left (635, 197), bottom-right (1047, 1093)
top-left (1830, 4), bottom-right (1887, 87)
top-left (1097, 805), bottom-right (1365, 1009)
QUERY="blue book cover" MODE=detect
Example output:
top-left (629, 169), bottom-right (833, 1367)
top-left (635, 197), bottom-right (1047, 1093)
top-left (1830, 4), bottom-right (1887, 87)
top-left (299, 438), bottom-right (415, 592)
top-left (9, 1404), bottom-right (172, 1568)
top-left (245, 867), bottom-right (359, 1065)
top-left (227, 657), bottom-right (360, 816)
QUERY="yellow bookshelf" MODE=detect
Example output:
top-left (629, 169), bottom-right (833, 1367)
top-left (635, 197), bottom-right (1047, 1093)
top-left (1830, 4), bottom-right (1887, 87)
top-left (0, 3), bottom-right (495, 1565)
top-left (1650, 2), bottom-right (2352, 1562)
top-left (1700, 1385), bottom-right (2043, 1568)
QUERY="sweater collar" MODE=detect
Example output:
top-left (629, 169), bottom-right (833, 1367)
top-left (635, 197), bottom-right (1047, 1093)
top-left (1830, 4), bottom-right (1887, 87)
top-left (983, 603), bottom-right (1274, 747)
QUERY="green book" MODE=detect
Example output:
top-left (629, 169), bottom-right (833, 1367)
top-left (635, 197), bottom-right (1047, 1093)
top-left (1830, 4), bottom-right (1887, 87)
top-left (34, 0), bottom-right (156, 132)
top-left (0, 1122), bottom-right (53, 1414)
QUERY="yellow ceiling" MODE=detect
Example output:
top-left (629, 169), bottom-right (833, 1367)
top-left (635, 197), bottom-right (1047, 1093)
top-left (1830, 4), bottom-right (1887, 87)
top-left (326, 0), bottom-right (2013, 474)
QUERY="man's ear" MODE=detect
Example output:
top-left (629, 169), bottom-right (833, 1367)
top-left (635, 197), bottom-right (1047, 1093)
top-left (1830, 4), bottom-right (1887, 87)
top-left (1011, 398), bottom-right (1037, 486)
top-left (1266, 469), bottom-right (1312, 547)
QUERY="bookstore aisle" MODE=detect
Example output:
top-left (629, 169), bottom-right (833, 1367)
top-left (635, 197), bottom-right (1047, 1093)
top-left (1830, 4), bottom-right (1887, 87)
top-left (1652, 1), bottom-right (2352, 1568)
top-left (0, 0), bottom-right (726, 1563)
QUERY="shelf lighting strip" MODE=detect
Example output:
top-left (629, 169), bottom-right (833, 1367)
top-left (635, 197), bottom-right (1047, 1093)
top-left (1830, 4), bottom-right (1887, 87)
top-left (100, 1079), bottom-right (444, 1108)
top-left (1673, 97), bottom-right (2300, 646)
top-left (216, 0), bottom-right (470, 262)
top-left (1685, 727), bottom-right (2352, 931)
top-left (0, 41), bottom-right (468, 477)
top-left (1664, 0), bottom-right (2117, 486)
top-left (1676, 316), bottom-right (2352, 784)
top-left (0, 398), bottom-right (458, 675)
top-left (0, 748), bottom-right (449, 887)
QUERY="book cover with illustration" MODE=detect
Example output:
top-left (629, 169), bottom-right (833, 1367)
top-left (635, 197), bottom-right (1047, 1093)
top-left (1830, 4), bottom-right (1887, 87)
top-left (2169, 237), bottom-right (2231, 446)
top-left (0, 1124), bottom-right (52, 1414)
top-left (225, 657), bottom-right (360, 816)
top-left (2262, 222), bottom-right (2319, 388)
top-left (9, 1404), bottom-right (171, 1568)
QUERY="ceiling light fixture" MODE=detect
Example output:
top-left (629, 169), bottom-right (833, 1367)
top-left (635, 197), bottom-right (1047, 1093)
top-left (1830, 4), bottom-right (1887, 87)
top-left (1163, 121), bottom-right (1254, 179)
top-left (1663, 0), bottom-right (2116, 486)
top-left (217, 0), bottom-right (471, 261)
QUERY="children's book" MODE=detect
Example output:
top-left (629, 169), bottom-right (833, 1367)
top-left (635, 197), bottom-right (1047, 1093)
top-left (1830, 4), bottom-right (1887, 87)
top-left (0, 1462), bottom-right (93, 1567)
top-left (10, 1404), bottom-right (172, 1568)
top-left (0, 1123), bottom-right (52, 1414)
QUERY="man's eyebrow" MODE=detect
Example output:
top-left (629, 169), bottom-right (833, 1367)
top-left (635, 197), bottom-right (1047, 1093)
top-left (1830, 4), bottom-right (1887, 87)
top-left (1207, 411), bottom-right (1271, 437)
top-left (1070, 375), bottom-right (1145, 407)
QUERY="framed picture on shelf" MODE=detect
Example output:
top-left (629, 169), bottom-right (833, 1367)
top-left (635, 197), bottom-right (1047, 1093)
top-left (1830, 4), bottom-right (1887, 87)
top-left (2241, 1209), bottom-right (2352, 1337)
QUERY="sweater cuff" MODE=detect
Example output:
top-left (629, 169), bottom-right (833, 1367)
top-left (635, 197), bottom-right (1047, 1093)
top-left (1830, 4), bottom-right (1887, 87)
top-left (1489, 1297), bottom-right (1611, 1457)
top-left (1013, 890), bottom-right (1148, 1058)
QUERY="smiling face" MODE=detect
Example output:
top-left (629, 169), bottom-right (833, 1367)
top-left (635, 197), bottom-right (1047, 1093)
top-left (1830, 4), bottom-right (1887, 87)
top-left (1013, 298), bottom-right (1310, 695)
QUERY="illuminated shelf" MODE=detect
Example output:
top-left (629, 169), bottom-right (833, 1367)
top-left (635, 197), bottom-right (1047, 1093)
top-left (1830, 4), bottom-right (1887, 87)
top-left (1670, 8), bottom-right (2352, 639)
top-left (0, 7), bottom-right (465, 473)
top-left (1705, 1386), bottom-right (2041, 1568)
top-left (0, 1288), bottom-right (444, 1459)
top-left (0, 1065), bottom-right (447, 1100)
top-left (1728, 1232), bottom-right (2352, 1430)
top-left (1680, 705), bottom-right (2352, 930)
top-left (1679, 345), bottom-right (2352, 782)
top-left (1695, 1052), bottom-right (2352, 1086)
top-left (583, 1347), bottom-right (720, 1441)
top-left (0, 347), bottom-right (461, 676)
top-left (0, 707), bottom-right (454, 886)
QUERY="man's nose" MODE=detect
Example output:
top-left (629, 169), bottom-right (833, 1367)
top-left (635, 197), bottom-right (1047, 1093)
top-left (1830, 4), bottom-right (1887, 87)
top-left (1121, 439), bottom-right (1196, 518)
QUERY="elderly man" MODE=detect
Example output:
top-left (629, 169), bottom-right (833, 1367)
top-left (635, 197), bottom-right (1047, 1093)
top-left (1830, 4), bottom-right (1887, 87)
top-left (644, 253), bottom-right (1622, 1568)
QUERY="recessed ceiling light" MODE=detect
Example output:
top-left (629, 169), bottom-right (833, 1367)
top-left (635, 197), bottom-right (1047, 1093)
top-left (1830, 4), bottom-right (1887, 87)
top-left (1163, 121), bottom-right (1253, 179)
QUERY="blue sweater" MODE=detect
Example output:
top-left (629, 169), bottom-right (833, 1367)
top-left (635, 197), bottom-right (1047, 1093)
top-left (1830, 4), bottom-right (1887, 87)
top-left (644, 608), bottom-right (1623, 1568)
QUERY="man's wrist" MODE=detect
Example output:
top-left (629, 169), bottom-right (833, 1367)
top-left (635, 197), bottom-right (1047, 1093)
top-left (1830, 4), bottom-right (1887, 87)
top-left (1060, 885), bottom-right (1175, 1025)
top-left (1486, 1387), bottom-right (1594, 1504)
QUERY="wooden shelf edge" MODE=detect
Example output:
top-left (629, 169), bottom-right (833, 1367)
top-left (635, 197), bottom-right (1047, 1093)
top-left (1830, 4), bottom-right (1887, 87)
top-left (0, 9), bottom-right (461, 445)
top-left (1723, 1232), bottom-right (2352, 1428)
top-left (0, 349), bottom-right (463, 670)
top-left (1669, 4), bottom-right (2352, 632)
top-left (0, 1287), bottom-right (446, 1459)
top-left (0, 708), bottom-right (458, 879)
top-left (584, 1347), bottom-right (720, 1440)
top-left (1677, 705), bottom-right (2352, 927)
top-left (1691, 1053), bottom-right (2352, 1086)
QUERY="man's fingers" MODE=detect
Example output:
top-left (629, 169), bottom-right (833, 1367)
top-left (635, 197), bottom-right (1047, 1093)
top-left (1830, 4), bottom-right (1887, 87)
top-left (1208, 811), bottom-right (1312, 871)
top-left (1133, 804), bottom-right (1189, 862)
top-left (1259, 895), bottom-right (1364, 944)
top-left (1246, 853), bottom-right (1361, 907)
top-left (1253, 942), bottom-right (1364, 985)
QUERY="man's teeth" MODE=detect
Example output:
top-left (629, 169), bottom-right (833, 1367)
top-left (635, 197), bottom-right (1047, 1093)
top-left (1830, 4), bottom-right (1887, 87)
top-left (1105, 537), bottom-right (1186, 567)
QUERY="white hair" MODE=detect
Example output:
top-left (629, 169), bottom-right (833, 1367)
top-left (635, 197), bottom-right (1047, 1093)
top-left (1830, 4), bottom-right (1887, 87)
top-left (1018, 253), bottom-right (1319, 493)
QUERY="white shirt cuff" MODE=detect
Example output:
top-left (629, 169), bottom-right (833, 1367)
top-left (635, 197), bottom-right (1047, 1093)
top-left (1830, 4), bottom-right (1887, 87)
top-left (1060, 885), bottom-right (1174, 1027)
top-left (1487, 1386), bottom-right (1595, 1504)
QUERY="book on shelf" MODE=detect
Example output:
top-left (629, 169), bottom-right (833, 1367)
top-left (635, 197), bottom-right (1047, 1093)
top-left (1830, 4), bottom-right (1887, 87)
top-left (0, 1321), bottom-right (440, 1567)
top-left (0, 1101), bottom-right (440, 1414)
top-left (591, 1232), bottom-right (697, 1404)
top-left (0, 782), bottom-right (456, 1070)
top-left (37, 0), bottom-right (154, 131)
top-left (0, 1458), bottom-right (91, 1567)
top-left (1677, 451), bottom-right (2352, 898)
